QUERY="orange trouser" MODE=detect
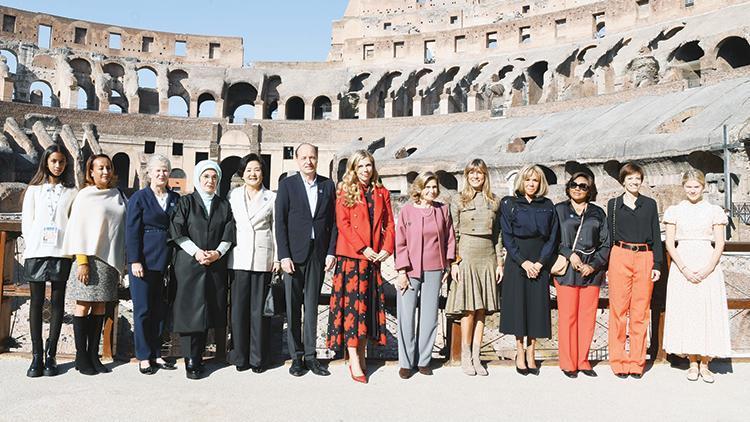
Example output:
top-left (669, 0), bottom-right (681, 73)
top-left (555, 281), bottom-right (600, 372)
top-left (607, 245), bottom-right (654, 375)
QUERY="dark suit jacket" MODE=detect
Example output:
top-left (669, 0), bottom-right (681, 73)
top-left (275, 173), bottom-right (337, 264)
top-left (126, 187), bottom-right (180, 273)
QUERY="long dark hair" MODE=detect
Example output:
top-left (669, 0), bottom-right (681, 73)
top-left (28, 144), bottom-right (74, 188)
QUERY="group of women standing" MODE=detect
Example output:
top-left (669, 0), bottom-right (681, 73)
top-left (21, 144), bottom-right (732, 384)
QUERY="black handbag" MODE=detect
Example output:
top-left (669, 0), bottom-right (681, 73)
top-left (263, 271), bottom-right (286, 317)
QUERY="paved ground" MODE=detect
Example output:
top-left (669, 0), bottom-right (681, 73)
top-left (1, 355), bottom-right (748, 421)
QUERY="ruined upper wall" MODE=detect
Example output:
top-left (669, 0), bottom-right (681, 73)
top-left (329, 0), bottom-right (744, 64)
top-left (0, 5), bottom-right (243, 67)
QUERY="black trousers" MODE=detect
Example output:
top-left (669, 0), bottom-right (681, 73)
top-left (179, 332), bottom-right (207, 360)
top-left (230, 270), bottom-right (271, 367)
top-left (284, 242), bottom-right (324, 360)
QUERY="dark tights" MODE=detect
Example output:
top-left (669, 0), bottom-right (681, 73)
top-left (29, 281), bottom-right (66, 353)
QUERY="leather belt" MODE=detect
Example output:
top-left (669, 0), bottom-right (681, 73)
top-left (615, 241), bottom-right (651, 252)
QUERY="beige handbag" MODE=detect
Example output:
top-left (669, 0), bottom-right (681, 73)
top-left (550, 207), bottom-right (586, 276)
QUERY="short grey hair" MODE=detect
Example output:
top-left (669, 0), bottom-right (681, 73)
top-left (147, 154), bottom-right (172, 174)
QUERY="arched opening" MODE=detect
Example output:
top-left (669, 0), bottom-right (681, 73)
top-left (112, 152), bottom-right (130, 190)
top-left (29, 80), bottom-right (56, 107)
top-left (716, 36), bottom-right (750, 69)
top-left (564, 161), bottom-right (594, 178)
top-left (278, 172), bottom-right (290, 183)
top-left (603, 160), bottom-right (622, 182)
top-left (669, 41), bottom-right (705, 63)
top-left (337, 159), bottom-right (348, 181)
top-left (197, 92), bottom-right (216, 118)
top-left (224, 82), bottom-right (257, 122)
top-left (0, 49), bottom-right (18, 74)
top-left (137, 67), bottom-right (159, 114)
top-left (219, 156), bottom-right (242, 196)
top-left (312, 96), bottom-right (332, 120)
top-left (537, 165), bottom-right (557, 185)
top-left (267, 100), bottom-right (279, 120)
top-left (108, 89), bottom-right (128, 113)
top-left (168, 95), bottom-right (188, 117)
top-left (406, 171), bottom-right (419, 184)
top-left (108, 103), bottom-right (124, 114)
top-left (233, 104), bottom-right (255, 122)
top-left (77, 87), bottom-right (89, 110)
top-left (527, 61), bottom-right (548, 105)
top-left (103, 62), bottom-right (125, 97)
top-left (436, 170), bottom-right (458, 191)
top-left (285, 96), bottom-right (305, 120)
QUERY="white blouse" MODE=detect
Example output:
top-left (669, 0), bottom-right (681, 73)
top-left (21, 184), bottom-right (77, 259)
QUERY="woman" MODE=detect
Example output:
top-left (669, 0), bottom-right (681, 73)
top-left (395, 171), bottom-right (455, 379)
top-left (663, 170), bottom-right (730, 383)
top-left (125, 154), bottom-right (179, 375)
top-left (499, 164), bottom-right (558, 376)
top-left (169, 160), bottom-right (235, 380)
top-left (446, 159), bottom-right (502, 376)
top-left (21, 145), bottom-right (77, 377)
top-left (607, 162), bottom-right (663, 379)
top-left (62, 154), bottom-right (127, 376)
top-left (327, 150), bottom-right (395, 383)
top-left (228, 153), bottom-right (278, 374)
top-left (554, 172), bottom-right (610, 378)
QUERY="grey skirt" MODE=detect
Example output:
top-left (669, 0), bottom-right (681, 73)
top-left (67, 257), bottom-right (120, 302)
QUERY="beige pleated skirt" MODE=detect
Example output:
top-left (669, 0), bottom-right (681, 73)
top-left (445, 234), bottom-right (499, 315)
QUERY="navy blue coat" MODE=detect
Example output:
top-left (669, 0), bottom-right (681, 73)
top-left (275, 173), bottom-right (337, 264)
top-left (126, 187), bottom-right (180, 273)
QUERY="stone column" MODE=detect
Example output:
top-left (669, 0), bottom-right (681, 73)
top-left (189, 98), bottom-right (199, 118)
top-left (384, 96), bottom-right (394, 118)
top-left (412, 94), bottom-right (422, 116)
top-left (255, 99), bottom-right (265, 120)
top-left (330, 101), bottom-right (340, 120)
top-left (358, 97), bottom-right (368, 120)
top-left (128, 95), bottom-right (140, 114)
top-left (304, 101), bottom-right (313, 121)
top-left (467, 90), bottom-right (477, 112)
top-left (214, 99), bottom-right (225, 118)
top-left (438, 90), bottom-right (449, 115)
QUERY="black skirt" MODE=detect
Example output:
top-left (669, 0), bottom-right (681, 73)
top-left (24, 257), bottom-right (72, 283)
top-left (499, 236), bottom-right (552, 339)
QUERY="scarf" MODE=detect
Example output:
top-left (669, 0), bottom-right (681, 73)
top-left (62, 185), bottom-right (127, 274)
top-left (193, 160), bottom-right (222, 215)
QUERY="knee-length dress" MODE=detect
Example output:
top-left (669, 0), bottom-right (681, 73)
top-left (662, 200), bottom-right (731, 358)
top-left (498, 194), bottom-right (559, 339)
top-left (445, 194), bottom-right (502, 315)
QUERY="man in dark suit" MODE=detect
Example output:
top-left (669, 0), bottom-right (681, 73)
top-left (275, 143), bottom-right (337, 377)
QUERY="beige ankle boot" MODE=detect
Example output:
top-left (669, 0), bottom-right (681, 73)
top-left (461, 346), bottom-right (476, 376)
top-left (472, 344), bottom-right (488, 376)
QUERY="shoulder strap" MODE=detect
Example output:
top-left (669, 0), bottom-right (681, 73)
top-left (571, 205), bottom-right (586, 251)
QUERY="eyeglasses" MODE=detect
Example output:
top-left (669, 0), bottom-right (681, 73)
top-left (568, 182), bottom-right (590, 192)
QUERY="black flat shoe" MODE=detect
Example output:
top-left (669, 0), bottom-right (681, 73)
top-left (139, 362), bottom-right (156, 375)
top-left (152, 359), bottom-right (177, 370)
top-left (251, 366), bottom-right (265, 374)
top-left (289, 359), bottom-right (306, 377)
top-left (615, 373), bottom-right (629, 379)
top-left (563, 370), bottom-right (578, 378)
top-left (306, 358), bottom-right (331, 376)
top-left (185, 358), bottom-right (203, 380)
top-left (630, 373), bottom-right (643, 379)
top-left (236, 364), bottom-right (251, 372)
top-left (581, 369), bottom-right (598, 377)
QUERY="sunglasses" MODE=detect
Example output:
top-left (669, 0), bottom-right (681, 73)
top-left (568, 182), bottom-right (590, 192)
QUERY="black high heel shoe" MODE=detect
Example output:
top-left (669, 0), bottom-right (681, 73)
top-left (515, 354), bottom-right (529, 376)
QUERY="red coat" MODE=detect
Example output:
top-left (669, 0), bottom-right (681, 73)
top-left (335, 185), bottom-right (395, 260)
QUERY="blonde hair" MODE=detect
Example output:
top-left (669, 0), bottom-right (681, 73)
top-left (459, 159), bottom-right (497, 209)
top-left (338, 150), bottom-right (381, 207)
top-left (409, 171), bottom-right (439, 203)
top-left (681, 169), bottom-right (706, 187)
top-left (513, 164), bottom-right (549, 197)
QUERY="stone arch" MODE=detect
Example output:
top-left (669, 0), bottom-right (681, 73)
top-left (285, 96), bottom-right (305, 120)
top-left (137, 66), bottom-right (158, 89)
top-left (76, 87), bottom-right (89, 110)
top-left (564, 161), bottom-right (594, 178)
top-left (261, 75), bottom-right (282, 119)
top-left (219, 156), bottom-right (242, 196)
top-left (340, 73), bottom-right (371, 119)
top-left (112, 152), bottom-right (130, 190)
top-left (167, 69), bottom-right (190, 103)
top-left (603, 160), bottom-right (622, 182)
top-left (29, 80), bottom-right (58, 107)
top-left (137, 66), bottom-right (159, 114)
top-left (197, 92), bottom-right (217, 118)
top-left (436, 170), bottom-right (458, 191)
top-left (715, 36), bottom-right (750, 69)
top-left (337, 158), bottom-right (348, 181)
top-left (108, 103), bottom-right (124, 113)
top-left (312, 95), bottom-right (332, 120)
top-left (406, 171), bottom-right (419, 184)
top-left (537, 165), bottom-right (557, 185)
top-left (224, 82), bottom-right (258, 121)
top-left (219, 129), bottom-right (251, 146)
top-left (109, 88), bottom-right (128, 113)
top-left (0, 49), bottom-right (18, 74)
top-left (169, 168), bottom-right (187, 193)
top-left (669, 40), bottom-right (705, 63)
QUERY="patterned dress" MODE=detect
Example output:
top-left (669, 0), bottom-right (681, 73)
top-left (662, 200), bottom-right (732, 358)
top-left (327, 190), bottom-right (387, 350)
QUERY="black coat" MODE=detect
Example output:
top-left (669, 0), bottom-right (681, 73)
top-left (168, 191), bottom-right (236, 333)
top-left (274, 173), bottom-right (337, 264)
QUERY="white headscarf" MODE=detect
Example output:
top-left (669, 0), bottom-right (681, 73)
top-left (193, 160), bottom-right (222, 214)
